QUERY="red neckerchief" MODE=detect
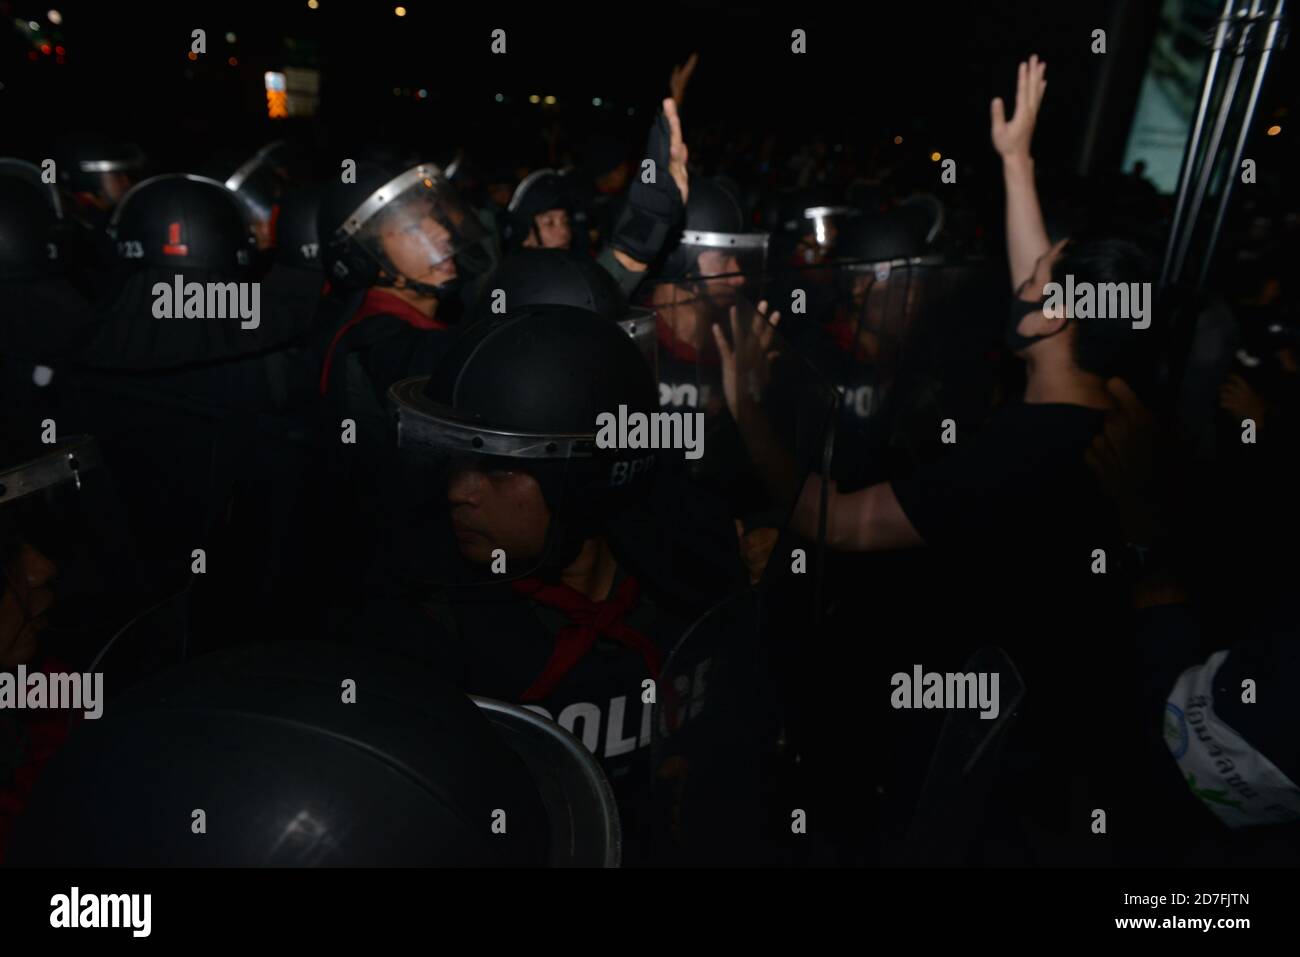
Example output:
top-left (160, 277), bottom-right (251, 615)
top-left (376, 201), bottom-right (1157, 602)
top-left (655, 316), bottom-right (720, 367)
top-left (319, 288), bottom-right (448, 395)
top-left (511, 575), bottom-right (662, 703)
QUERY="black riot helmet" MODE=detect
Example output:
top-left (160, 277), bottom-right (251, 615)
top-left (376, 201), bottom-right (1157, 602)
top-left (0, 163), bottom-right (62, 279)
top-left (660, 177), bottom-right (768, 287)
top-left (834, 208), bottom-right (928, 264)
top-left (438, 146), bottom-right (465, 183)
top-left (317, 161), bottom-right (396, 284)
top-left (0, 158), bottom-right (63, 219)
top-left (273, 182), bottom-right (324, 271)
top-left (826, 208), bottom-right (931, 337)
top-left (53, 133), bottom-right (147, 213)
top-left (388, 305), bottom-right (661, 583)
top-left (320, 162), bottom-right (489, 298)
top-left (6, 642), bottom-right (568, 866)
top-left (775, 186), bottom-right (860, 264)
top-left (202, 140), bottom-right (297, 251)
top-left (895, 193), bottom-right (946, 248)
top-left (222, 140), bottom-right (294, 222)
top-left (107, 173), bottom-right (258, 274)
top-left (503, 168), bottom-right (571, 251)
top-left (827, 207), bottom-right (954, 368)
top-left (476, 249), bottom-right (656, 368)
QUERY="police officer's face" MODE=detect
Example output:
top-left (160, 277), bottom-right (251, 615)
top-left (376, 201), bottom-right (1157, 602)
top-left (0, 543), bottom-right (57, 669)
top-left (379, 206), bottom-right (459, 288)
top-left (252, 219), bottom-right (274, 252)
top-left (851, 273), bottom-right (872, 310)
top-left (99, 172), bottom-right (134, 207)
top-left (524, 209), bottom-right (571, 250)
top-left (696, 251), bottom-right (745, 306)
top-left (446, 466), bottom-right (550, 565)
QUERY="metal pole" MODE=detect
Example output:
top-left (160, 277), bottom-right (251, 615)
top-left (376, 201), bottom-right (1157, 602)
top-left (1198, 0), bottom-right (1288, 290)
top-left (1170, 3), bottom-right (1253, 286)
top-left (1161, 0), bottom-right (1238, 288)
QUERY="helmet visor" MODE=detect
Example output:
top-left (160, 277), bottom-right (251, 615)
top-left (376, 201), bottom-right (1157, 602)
top-left (345, 166), bottom-right (487, 285)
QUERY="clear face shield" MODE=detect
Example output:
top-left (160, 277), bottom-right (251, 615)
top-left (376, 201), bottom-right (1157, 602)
top-left (686, 235), bottom-right (769, 313)
top-left (342, 165), bottom-right (491, 295)
top-left (646, 232), bottom-right (769, 377)
top-left (616, 306), bottom-right (659, 384)
top-left (833, 255), bottom-right (945, 368)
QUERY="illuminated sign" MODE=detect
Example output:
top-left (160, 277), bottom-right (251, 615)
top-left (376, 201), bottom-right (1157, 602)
top-left (265, 71), bottom-right (288, 119)
top-left (264, 68), bottom-right (320, 119)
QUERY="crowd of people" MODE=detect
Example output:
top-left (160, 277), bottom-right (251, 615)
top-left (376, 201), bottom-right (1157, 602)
top-left (1, 51), bottom-right (1297, 867)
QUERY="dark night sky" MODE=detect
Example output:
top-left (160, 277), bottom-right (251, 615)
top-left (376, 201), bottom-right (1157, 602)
top-left (0, 0), bottom-right (1293, 200)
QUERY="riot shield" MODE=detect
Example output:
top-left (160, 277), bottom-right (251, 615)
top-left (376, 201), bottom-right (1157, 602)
top-left (472, 696), bottom-right (621, 867)
top-left (701, 293), bottom-right (841, 598)
top-left (9, 642), bottom-right (555, 866)
top-left (639, 281), bottom-right (839, 528)
top-left (86, 583), bottom-right (193, 699)
top-left (615, 306), bottom-right (658, 384)
top-left (634, 282), bottom-right (840, 644)
top-left (648, 276), bottom-right (744, 516)
top-left (0, 437), bottom-right (150, 675)
top-left (648, 587), bottom-right (777, 865)
top-left (769, 250), bottom-right (988, 484)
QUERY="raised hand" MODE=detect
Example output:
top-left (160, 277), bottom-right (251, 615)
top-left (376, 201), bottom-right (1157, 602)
top-left (712, 301), bottom-right (782, 420)
top-left (1218, 373), bottom-right (1271, 424)
top-left (663, 97), bottom-right (690, 205)
top-left (669, 52), bottom-right (699, 108)
top-left (991, 54), bottom-right (1047, 161)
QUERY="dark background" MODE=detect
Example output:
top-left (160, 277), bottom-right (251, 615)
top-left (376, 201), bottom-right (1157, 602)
top-left (0, 2), bottom-right (1182, 168)
top-left (0, 1), bottom-right (1293, 245)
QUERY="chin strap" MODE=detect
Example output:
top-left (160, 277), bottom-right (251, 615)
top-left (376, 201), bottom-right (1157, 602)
top-left (375, 272), bottom-right (459, 300)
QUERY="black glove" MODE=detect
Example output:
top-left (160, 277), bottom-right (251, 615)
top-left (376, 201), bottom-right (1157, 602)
top-left (609, 109), bottom-right (683, 264)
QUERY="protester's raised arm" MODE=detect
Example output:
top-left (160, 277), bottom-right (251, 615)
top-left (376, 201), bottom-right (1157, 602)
top-left (992, 55), bottom-right (1051, 292)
